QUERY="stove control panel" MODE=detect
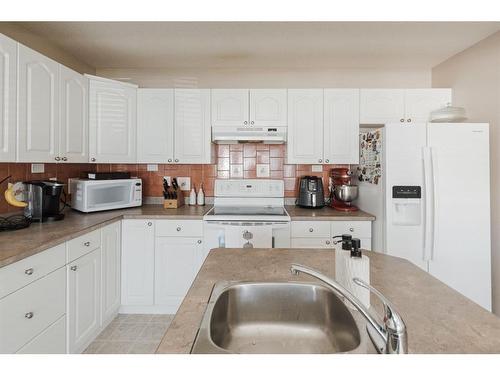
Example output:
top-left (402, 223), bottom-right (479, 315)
top-left (215, 179), bottom-right (284, 198)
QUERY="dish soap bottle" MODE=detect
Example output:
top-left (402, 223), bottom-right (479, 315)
top-left (189, 186), bottom-right (197, 206)
top-left (197, 182), bottom-right (205, 206)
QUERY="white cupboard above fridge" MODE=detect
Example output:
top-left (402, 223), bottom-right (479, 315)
top-left (87, 74), bottom-right (138, 163)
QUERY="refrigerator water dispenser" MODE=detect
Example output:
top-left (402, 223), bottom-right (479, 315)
top-left (391, 186), bottom-right (422, 226)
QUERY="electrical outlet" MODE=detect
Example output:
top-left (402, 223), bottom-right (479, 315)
top-left (312, 165), bottom-right (323, 172)
top-left (177, 177), bottom-right (191, 191)
top-left (256, 164), bottom-right (270, 178)
top-left (31, 163), bottom-right (44, 173)
top-left (147, 164), bottom-right (158, 172)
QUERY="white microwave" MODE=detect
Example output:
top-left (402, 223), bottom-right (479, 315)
top-left (70, 178), bottom-right (142, 213)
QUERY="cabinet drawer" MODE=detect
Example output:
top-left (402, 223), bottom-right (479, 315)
top-left (331, 221), bottom-right (371, 238)
top-left (155, 220), bottom-right (203, 237)
top-left (67, 229), bottom-right (101, 262)
top-left (291, 237), bottom-right (333, 249)
top-left (16, 315), bottom-right (66, 354)
top-left (0, 267), bottom-right (66, 353)
top-left (0, 244), bottom-right (66, 299)
top-left (291, 221), bottom-right (331, 238)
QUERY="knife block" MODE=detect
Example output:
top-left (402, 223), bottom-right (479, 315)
top-left (163, 195), bottom-right (184, 209)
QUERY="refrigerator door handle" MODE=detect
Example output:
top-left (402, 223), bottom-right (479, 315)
top-left (422, 147), bottom-right (434, 262)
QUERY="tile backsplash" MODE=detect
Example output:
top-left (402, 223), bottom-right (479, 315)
top-left (0, 144), bottom-right (343, 214)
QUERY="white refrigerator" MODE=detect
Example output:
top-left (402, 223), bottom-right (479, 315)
top-left (358, 122), bottom-right (491, 310)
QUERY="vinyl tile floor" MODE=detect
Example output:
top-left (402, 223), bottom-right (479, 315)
top-left (83, 314), bottom-right (174, 354)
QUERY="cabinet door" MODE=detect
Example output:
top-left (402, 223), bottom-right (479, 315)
top-left (174, 89), bottom-right (212, 164)
top-left (323, 89), bottom-right (360, 164)
top-left (88, 76), bottom-right (137, 163)
top-left (101, 221), bottom-right (121, 326)
top-left (121, 220), bottom-right (154, 306)
top-left (154, 237), bottom-right (202, 313)
top-left (211, 89), bottom-right (249, 127)
top-left (286, 89), bottom-right (324, 164)
top-left (59, 65), bottom-right (88, 163)
top-left (17, 44), bottom-right (59, 162)
top-left (67, 248), bottom-right (101, 354)
top-left (137, 88), bottom-right (174, 163)
top-left (249, 89), bottom-right (287, 127)
top-left (359, 89), bottom-right (405, 124)
top-left (404, 89), bottom-right (452, 123)
top-left (0, 34), bottom-right (17, 161)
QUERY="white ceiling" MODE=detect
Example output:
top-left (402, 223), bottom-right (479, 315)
top-left (16, 22), bottom-right (500, 69)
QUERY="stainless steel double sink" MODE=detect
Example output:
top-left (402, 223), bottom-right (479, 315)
top-left (191, 281), bottom-right (378, 354)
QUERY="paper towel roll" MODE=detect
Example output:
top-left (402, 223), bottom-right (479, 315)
top-left (335, 249), bottom-right (370, 309)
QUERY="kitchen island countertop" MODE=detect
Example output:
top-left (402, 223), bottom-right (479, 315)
top-left (157, 248), bottom-right (500, 354)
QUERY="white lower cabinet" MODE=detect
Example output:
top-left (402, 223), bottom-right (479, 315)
top-left (154, 237), bottom-right (203, 313)
top-left (17, 316), bottom-right (66, 354)
top-left (121, 220), bottom-right (155, 309)
top-left (67, 248), bottom-right (101, 354)
top-left (101, 221), bottom-right (121, 326)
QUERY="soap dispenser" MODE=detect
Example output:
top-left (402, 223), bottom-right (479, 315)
top-left (335, 238), bottom-right (370, 309)
top-left (189, 186), bottom-right (197, 206)
top-left (197, 182), bottom-right (205, 206)
top-left (333, 234), bottom-right (352, 281)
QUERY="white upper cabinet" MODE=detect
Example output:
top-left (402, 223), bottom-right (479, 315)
top-left (174, 89), bottom-right (213, 164)
top-left (88, 75), bottom-right (137, 163)
top-left (360, 88), bottom-right (452, 124)
top-left (323, 89), bottom-right (360, 165)
top-left (0, 34), bottom-right (17, 162)
top-left (287, 89), bottom-right (324, 164)
top-left (249, 89), bottom-right (287, 127)
top-left (211, 89), bottom-right (249, 127)
top-left (59, 65), bottom-right (88, 163)
top-left (17, 44), bottom-right (60, 162)
top-left (137, 89), bottom-right (174, 163)
top-left (359, 89), bottom-right (405, 124)
top-left (404, 89), bottom-right (452, 123)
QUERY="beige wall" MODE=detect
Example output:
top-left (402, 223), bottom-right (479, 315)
top-left (96, 67), bottom-right (431, 88)
top-left (433, 31), bottom-right (500, 314)
top-left (0, 22), bottom-right (95, 74)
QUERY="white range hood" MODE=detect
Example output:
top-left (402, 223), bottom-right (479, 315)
top-left (212, 126), bottom-right (287, 144)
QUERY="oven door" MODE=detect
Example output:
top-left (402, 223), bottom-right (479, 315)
top-left (84, 180), bottom-right (139, 211)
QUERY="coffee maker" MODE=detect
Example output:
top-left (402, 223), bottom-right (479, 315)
top-left (330, 168), bottom-right (359, 212)
top-left (297, 176), bottom-right (325, 208)
top-left (24, 181), bottom-right (66, 222)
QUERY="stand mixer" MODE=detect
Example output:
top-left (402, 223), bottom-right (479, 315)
top-left (330, 167), bottom-right (359, 212)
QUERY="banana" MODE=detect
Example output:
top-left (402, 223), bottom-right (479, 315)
top-left (4, 183), bottom-right (27, 208)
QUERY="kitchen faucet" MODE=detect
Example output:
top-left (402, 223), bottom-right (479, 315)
top-left (290, 263), bottom-right (408, 354)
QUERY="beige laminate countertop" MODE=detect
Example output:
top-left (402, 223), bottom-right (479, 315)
top-left (157, 248), bottom-right (500, 354)
top-left (0, 205), bottom-right (212, 268)
top-left (285, 205), bottom-right (375, 221)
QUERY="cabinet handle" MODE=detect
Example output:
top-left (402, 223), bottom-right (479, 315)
top-left (400, 118), bottom-right (404, 123)
top-left (24, 268), bottom-right (34, 275)
top-left (176, 227), bottom-right (181, 232)
top-left (244, 121), bottom-right (248, 125)
top-left (197, 240), bottom-right (202, 244)
top-left (326, 240), bottom-right (331, 245)
top-left (407, 118), bottom-right (412, 123)
top-left (70, 265), bottom-right (77, 271)
top-left (175, 159), bottom-right (179, 163)
top-left (325, 159), bottom-right (329, 163)
top-left (168, 159), bottom-right (172, 163)
top-left (55, 156), bottom-right (61, 161)
top-left (25, 312), bottom-right (34, 319)
top-left (349, 228), bottom-right (354, 232)
top-left (309, 228), bottom-right (314, 232)
top-left (318, 159), bottom-right (322, 163)
top-left (91, 158), bottom-right (96, 162)
top-left (83, 241), bottom-right (90, 247)
top-left (147, 222), bottom-right (152, 226)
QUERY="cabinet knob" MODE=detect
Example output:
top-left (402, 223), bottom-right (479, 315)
top-left (349, 228), bottom-right (354, 232)
top-left (25, 268), bottom-right (34, 275)
top-left (62, 157), bottom-right (68, 161)
top-left (70, 265), bottom-right (77, 271)
top-left (250, 121), bottom-right (254, 125)
top-left (326, 240), bottom-right (331, 245)
top-left (197, 240), bottom-right (202, 244)
top-left (175, 159), bottom-right (179, 163)
top-left (244, 121), bottom-right (248, 125)
top-left (168, 159), bottom-right (172, 163)
top-left (407, 118), bottom-right (412, 123)
top-left (55, 156), bottom-right (61, 161)
top-left (83, 241), bottom-right (90, 247)
top-left (309, 228), bottom-right (314, 232)
top-left (400, 118), bottom-right (404, 122)
top-left (318, 159), bottom-right (322, 163)
top-left (91, 158), bottom-right (96, 162)
top-left (147, 222), bottom-right (152, 226)
top-left (325, 159), bottom-right (329, 163)
top-left (176, 227), bottom-right (181, 232)
top-left (25, 312), bottom-right (34, 319)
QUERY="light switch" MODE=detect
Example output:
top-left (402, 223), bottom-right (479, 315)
top-left (312, 165), bottom-right (323, 172)
top-left (256, 164), bottom-right (270, 178)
